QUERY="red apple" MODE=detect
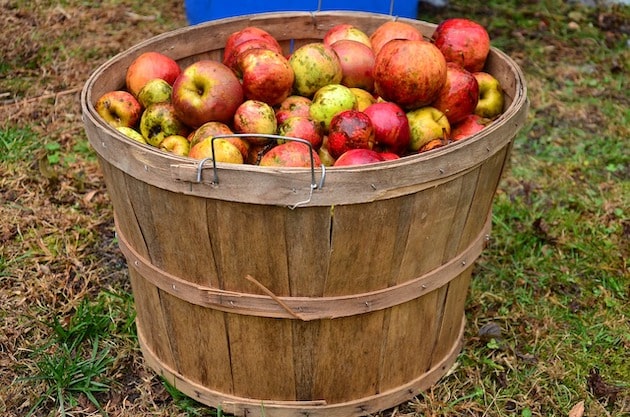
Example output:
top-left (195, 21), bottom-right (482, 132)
top-left (473, 71), bottom-right (505, 118)
top-left (289, 42), bottom-right (343, 97)
top-left (363, 101), bottom-right (410, 155)
top-left (374, 39), bottom-right (447, 110)
top-left (406, 106), bottom-right (450, 151)
top-left (275, 95), bottom-right (312, 125)
top-left (233, 99), bottom-right (278, 145)
top-left (223, 37), bottom-right (284, 71)
top-left (334, 148), bottom-right (385, 166)
top-left (324, 24), bottom-right (372, 48)
top-left (125, 51), bottom-right (181, 97)
top-left (139, 102), bottom-right (189, 147)
top-left (224, 26), bottom-right (282, 65)
top-left (379, 151), bottom-right (401, 161)
top-left (171, 60), bottom-right (243, 128)
top-left (369, 21), bottom-right (423, 55)
top-left (235, 48), bottom-right (294, 106)
top-left (330, 39), bottom-right (376, 92)
top-left (95, 90), bottom-right (142, 129)
top-left (259, 141), bottom-right (322, 168)
top-left (431, 62), bottom-right (479, 125)
top-left (432, 18), bottom-right (491, 73)
top-left (451, 114), bottom-right (489, 141)
top-left (327, 109), bottom-right (375, 159)
top-left (278, 116), bottom-right (324, 150)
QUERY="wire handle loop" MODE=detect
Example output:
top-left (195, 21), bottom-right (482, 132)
top-left (194, 134), bottom-right (326, 209)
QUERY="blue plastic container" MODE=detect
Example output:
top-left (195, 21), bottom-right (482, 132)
top-left (184, 0), bottom-right (419, 24)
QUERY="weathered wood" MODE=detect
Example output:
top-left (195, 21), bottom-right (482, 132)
top-left (81, 11), bottom-right (528, 417)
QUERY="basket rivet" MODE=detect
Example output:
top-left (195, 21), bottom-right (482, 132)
top-left (421, 284), bottom-right (427, 289)
top-left (439, 168), bottom-right (445, 174)
top-left (370, 184), bottom-right (377, 190)
top-left (461, 260), bottom-right (467, 266)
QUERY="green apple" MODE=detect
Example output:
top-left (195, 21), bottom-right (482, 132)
top-left (188, 137), bottom-right (244, 164)
top-left (139, 102), bottom-right (188, 147)
top-left (289, 42), bottom-right (343, 97)
top-left (116, 126), bottom-right (146, 144)
top-left (406, 106), bottom-right (451, 151)
top-left (309, 84), bottom-right (357, 132)
top-left (159, 134), bottom-right (190, 156)
top-left (137, 78), bottom-right (172, 108)
top-left (473, 71), bottom-right (505, 118)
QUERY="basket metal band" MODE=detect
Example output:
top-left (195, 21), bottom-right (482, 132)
top-left (115, 213), bottom-right (492, 321)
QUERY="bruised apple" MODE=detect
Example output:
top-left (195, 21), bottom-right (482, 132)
top-left (139, 102), bottom-right (189, 147)
top-left (235, 48), bottom-right (294, 106)
top-left (95, 90), bottom-right (142, 129)
top-left (278, 116), bottom-right (324, 150)
top-left (327, 109), bottom-right (375, 159)
top-left (275, 95), bottom-right (312, 125)
top-left (350, 87), bottom-right (377, 111)
top-left (309, 84), bottom-right (357, 131)
top-left (374, 39), bottom-right (447, 110)
top-left (431, 62), bottom-right (479, 125)
top-left (223, 38), bottom-right (284, 70)
top-left (233, 99), bottom-right (277, 145)
top-left (259, 141), bottom-right (322, 167)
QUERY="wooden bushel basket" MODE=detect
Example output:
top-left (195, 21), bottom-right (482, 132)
top-left (81, 11), bottom-right (528, 417)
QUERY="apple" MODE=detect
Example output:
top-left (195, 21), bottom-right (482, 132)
top-left (334, 148), bottom-right (384, 166)
top-left (224, 26), bottom-right (282, 66)
top-left (309, 84), bottom-right (357, 132)
top-left (473, 71), bottom-right (505, 118)
top-left (289, 42), bottom-right (343, 97)
top-left (363, 101), bottom-right (411, 155)
top-left (137, 78), bottom-right (172, 108)
top-left (330, 39), bottom-right (375, 92)
top-left (431, 62), bottom-right (479, 125)
top-left (327, 109), bottom-right (375, 159)
top-left (233, 99), bottom-right (277, 145)
top-left (277, 116), bottom-right (324, 150)
top-left (350, 87), bottom-right (377, 111)
top-left (275, 95), bottom-right (312, 125)
top-left (379, 151), bottom-right (401, 161)
top-left (369, 21), bottom-right (423, 55)
top-left (323, 24), bottom-right (372, 48)
top-left (116, 126), bottom-right (146, 144)
top-left (160, 134), bottom-right (190, 156)
top-left (125, 51), bottom-right (181, 97)
top-left (235, 48), bottom-right (294, 106)
top-left (95, 90), bottom-right (142, 129)
top-left (188, 136), bottom-right (244, 164)
top-left (451, 113), bottom-right (489, 141)
top-left (374, 39), bottom-right (447, 110)
top-left (139, 102), bottom-right (189, 147)
top-left (171, 60), bottom-right (243, 128)
top-left (223, 38), bottom-right (284, 70)
top-left (259, 141), bottom-right (322, 168)
top-left (432, 18), bottom-right (490, 73)
top-left (406, 106), bottom-right (450, 151)
top-left (318, 140), bottom-right (337, 167)
top-left (189, 121), bottom-right (234, 146)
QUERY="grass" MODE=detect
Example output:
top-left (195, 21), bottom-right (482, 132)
top-left (0, 0), bottom-right (628, 416)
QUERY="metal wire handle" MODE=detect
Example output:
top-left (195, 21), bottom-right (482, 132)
top-left (194, 134), bottom-right (326, 209)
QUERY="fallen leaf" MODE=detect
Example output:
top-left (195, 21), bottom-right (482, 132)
top-left (568, 400), bottom-right (584, 417)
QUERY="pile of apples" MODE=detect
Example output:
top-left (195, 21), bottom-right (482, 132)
top-left (95, 17), bottom-right (505, 167)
